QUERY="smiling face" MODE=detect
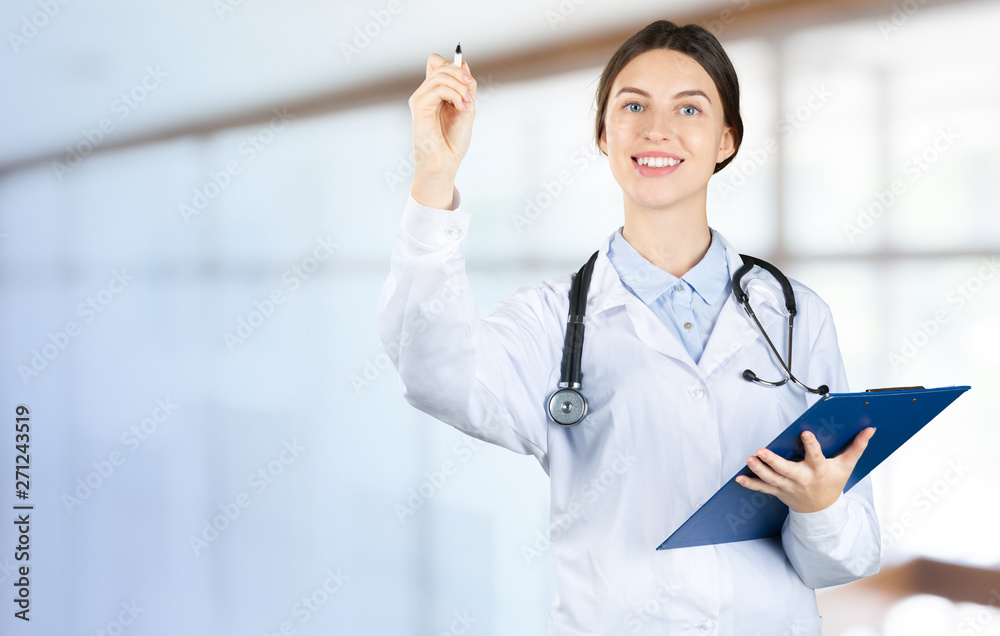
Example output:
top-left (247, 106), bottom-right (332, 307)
top-left (600, 48), bottom-right (736, 216)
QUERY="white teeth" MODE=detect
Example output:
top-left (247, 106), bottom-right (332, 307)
top-left (635, 156), bottom-right (681, 167)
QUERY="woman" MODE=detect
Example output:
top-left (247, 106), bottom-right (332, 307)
top-left (379, 20), bottom-right (880, 635)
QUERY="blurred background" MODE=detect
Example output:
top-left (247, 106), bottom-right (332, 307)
top-left (1, 0), bottom-right (998, 633)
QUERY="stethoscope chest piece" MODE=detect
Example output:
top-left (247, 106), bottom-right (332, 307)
top-left (546, 250), bottom-right (600, 428)
top-left (548, 387), bottom-right (587, 427)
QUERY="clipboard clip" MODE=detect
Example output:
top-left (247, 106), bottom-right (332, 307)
top-left (865, 386), bottom-right (925, 392)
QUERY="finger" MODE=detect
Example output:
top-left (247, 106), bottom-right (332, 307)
top-left (427, 56), bottom-right (475, 88)
top-left (411, 80), bottom-right (471, 113)
top-left (736, 474), bottom-right (778, 497)
top-left (752, 447), bottom-right (799, 480)
top-left (836, 427), bottom-right (875, 468)
top-left (800, 430), bottom-right (827, 467)
top-left (746, 455), bottom-right (794, 491)
top-left (425, 53), bottom-right (449, 76)
top-left (422, 67), bottom-right (475, 106)
top-left (463, 64), bottom-right (478, 100)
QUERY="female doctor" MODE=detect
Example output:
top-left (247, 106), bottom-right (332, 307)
top-left (379, 20), bottom-right (880, 636)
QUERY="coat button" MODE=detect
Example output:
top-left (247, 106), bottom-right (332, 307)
top-left (697, 619), bottom-right (715, 632)
top-left (690, 386), bottom-right (705, 399)
top-left (444, 224), bottom-right (464, 240)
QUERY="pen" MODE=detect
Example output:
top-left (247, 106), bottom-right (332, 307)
top-left (454, 42), bottom-right (462, 67)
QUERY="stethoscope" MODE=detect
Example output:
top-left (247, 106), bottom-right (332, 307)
top-left (546, 251), bottom-right (829, 427)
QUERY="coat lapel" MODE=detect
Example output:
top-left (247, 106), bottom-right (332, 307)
top-left (698, 293), bottom-right (761, 379)
top-left (585, 233), bottom-right (699, 371)
top-left (583, 230), bottom-right (789, 377)
top-left (698, 234), bottom-right (787, 379)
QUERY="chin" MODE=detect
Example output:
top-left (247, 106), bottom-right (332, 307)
top-left (634, 198), bottom-right (682, 212)
top-left (627, 185), bottom-right (687, 211)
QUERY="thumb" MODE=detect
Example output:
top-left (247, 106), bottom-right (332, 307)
top-left (838, 427), bottom-right (875, 468)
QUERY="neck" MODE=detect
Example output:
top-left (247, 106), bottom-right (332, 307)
top-left (620, 190), bottom-right (712, 278)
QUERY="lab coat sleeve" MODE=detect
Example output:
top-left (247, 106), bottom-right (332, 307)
top-left (779, 294), bottom-right (882, 589)
top-left (377, 190), bottom-right (555, 465)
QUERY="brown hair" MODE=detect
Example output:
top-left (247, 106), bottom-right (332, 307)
top-left (594, 20), bottom-right (743, 173)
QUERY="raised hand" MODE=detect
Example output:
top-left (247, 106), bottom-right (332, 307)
top-left (407, 53), bottom-right (478, 209)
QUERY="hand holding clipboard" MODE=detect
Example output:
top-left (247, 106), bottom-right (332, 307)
top-left (657, 385), bottom-right (970, 551)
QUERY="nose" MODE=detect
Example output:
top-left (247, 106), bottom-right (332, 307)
top-left (643, 110), bottom-right (675, 142)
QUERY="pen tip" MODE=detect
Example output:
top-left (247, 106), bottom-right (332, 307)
top-left (456, 42), bottom-right (462, 54)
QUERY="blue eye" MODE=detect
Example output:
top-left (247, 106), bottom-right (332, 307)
top-left (625, 102), bottom-right (644, 113)
top-left (680, 105), bottom-right (700, 116)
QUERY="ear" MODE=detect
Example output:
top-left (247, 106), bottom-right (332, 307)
top-left (717, 125), bottom-right (736, 163)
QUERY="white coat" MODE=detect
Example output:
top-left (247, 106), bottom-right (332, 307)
top-left (378, 192), bottom-right (881, 636)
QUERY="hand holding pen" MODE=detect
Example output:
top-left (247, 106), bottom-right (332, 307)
top-left (408, 43), bottom-right (477, 209)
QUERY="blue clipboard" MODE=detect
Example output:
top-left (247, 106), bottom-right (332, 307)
top-left (656, 385), bottom-right (971, 551)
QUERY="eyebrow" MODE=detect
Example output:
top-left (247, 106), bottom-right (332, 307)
top-left (614, 87), bottom-right (712, 103)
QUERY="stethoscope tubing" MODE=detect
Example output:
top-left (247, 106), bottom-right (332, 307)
top-left (547, 251), bottom-right (828, 427)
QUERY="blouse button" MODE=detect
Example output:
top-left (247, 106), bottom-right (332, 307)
top-left (698, 619), bottom-right (715, 632)
top-left (683, 321), bottom-right (692, 330)
top-left (690, 386), bottom-right (705, 399)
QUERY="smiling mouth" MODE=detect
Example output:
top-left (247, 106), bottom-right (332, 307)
top-left (632, 156), bottom-right (683, 168)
